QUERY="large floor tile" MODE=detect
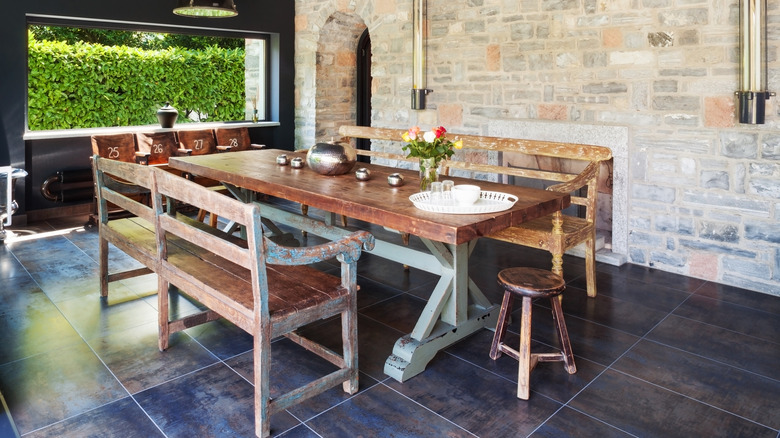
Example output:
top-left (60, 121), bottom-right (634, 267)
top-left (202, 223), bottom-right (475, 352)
top-left (0, 342), bottom-right (127, 434)
top-left (614, 339), bottom-right (780, 430)
top-left (88, 321), bottom-right (218, 394)
top-left (24, 397), bottom-right (164, 438)
top-left (673, 294), bottom-right (780, 343)
top-left (386, 352), bottom-right (564, 436)
top-left (647, 314), bottom-right (780, 381)
top-left (694, 280), bottom-right (780, 314)
top-left (135, 362), bottom-right (300, 437)
top-left (530, 406), bottom-right (634, 437)
top-left (570, 369), bottom-right (777, 438)
top-left (304, 383), bottom-right (472, 437)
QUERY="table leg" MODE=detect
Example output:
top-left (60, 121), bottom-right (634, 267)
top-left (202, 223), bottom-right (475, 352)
top-left (250, 202), bottom-right (498, 382)
top-left (384, 239), bottom-right (497, 382)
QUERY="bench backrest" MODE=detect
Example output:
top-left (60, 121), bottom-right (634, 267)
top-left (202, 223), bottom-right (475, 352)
top-left (338, 125), bottom-right (612, 220)
top-left (92, 155), bottom-right (153, 224)
top-left (149, 167), bottom-right (266, 313)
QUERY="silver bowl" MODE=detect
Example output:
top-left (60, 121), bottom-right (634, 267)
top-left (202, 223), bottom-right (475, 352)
top-left (290, 157), bottom-right (304, 169)
top-left (355, 167), bottom-right (371, 181)
top-left (276, 154), bottom-right (289, 165)
top-left (306, 142), bottom-right (357, 176)
top-left (387, 173), bottom-right (404, 187)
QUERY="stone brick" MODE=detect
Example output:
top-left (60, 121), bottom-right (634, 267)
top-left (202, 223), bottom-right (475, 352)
top-left (648, 32), bottom-right (673, 47)
top-left (683, 191), bottom-right (770, 216)
top-left (439, 103), bottom-right (463, 127)
top-left (602, 28), bottom-right (622, 48)
top-left (538, 104), bottom-right (568, 120)
top-left (583, 51), bottom-right (607, 68)
top-left (542, 0), bottom-right (577, 11)
top-left (704, 96), bottom-right (735, 128)
top-left (677, 29), bottom-right (700, 45)
top-left (749, 178), bottom-right (780, 199)
top-left (633, 183), bottom-right (677, 203)
top-left (659, 8), bottom-right (709, 26)
top-left (720, 132), bottom-right (758, 159)
top-left (680, 239), bottom-right (756, 258)
top-left (583, 82), bottom-right (628, 94)
top-left (630, 230), bottom-right (664, 247)
top-left (486, 44), bottom-right (501, 71)
top-left (650, 251), bottom-right (686, 268)
top-left (700, 170), bottom-right (729, 190)
top-left (653, 80), bottom-right (678, 92)
top-left (510, 23), bottom-right (534, 40)
top-left (688, 252), bottom-right (720, 281)
top-left (723, 257), bottom-right (771, 280)
top-left (745, 222), bottom-right (780, 244)
top-left (699, 221), bottom-right (739, 243)
top-left (652, 96), bottom-right (700, 111)
top-left (630, 248), bottom-right (647, 264)
top-left (761, 134), bottom-right (780, 160)
top-left (609, 51), bottom-right (654, 65)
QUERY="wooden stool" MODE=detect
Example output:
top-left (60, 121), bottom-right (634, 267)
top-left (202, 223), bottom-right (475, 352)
top-left (489, 267), bottom-right (577, 400)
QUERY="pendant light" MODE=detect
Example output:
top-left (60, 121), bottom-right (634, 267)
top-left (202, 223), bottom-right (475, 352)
top-left (173, 0), bottom-right (238, 18)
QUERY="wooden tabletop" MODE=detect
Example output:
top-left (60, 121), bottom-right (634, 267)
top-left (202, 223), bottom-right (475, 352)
top-left (169, 149), bottom-right (570, 245)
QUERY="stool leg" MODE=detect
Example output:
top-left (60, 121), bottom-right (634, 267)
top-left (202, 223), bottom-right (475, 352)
top-left (550, 296), bottom-right (576, 374)
top-left (517, 296), bottom-right (533, 400)
top-left (489, 291), bottom-right (514, 360)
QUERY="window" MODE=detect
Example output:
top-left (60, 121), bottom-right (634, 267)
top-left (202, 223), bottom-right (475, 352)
top-left (27, 18), bottom-right (268, 131)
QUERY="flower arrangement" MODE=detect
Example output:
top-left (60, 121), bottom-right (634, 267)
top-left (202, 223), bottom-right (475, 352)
top-left (402, 126), bottom-right (463, 191)
top-left (401, 126), bottom-right (462, 162)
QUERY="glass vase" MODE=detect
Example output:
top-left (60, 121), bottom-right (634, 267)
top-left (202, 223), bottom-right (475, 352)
top-left (419, 157), bottom-right (440, 192)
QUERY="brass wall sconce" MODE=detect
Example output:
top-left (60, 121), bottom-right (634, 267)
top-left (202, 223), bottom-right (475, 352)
top-left (736, 0), bottom-right (773, 124)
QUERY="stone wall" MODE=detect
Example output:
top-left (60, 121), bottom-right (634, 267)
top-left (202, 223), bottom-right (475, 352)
top-left (294, 0), bottom-right (780, 295)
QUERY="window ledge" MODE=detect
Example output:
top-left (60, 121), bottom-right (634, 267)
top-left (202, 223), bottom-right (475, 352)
top-left (23, 121), bottom-right (280, 140)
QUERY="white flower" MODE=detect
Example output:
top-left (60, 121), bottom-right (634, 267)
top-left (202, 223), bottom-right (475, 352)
top-left (423, 130), bottom-right (436, 143)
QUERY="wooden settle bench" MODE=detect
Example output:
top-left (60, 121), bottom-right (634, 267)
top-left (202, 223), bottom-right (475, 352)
top-left (337, 125), bottom-right (613, 298)
top-left (94, 156), bottom-right (376, 437)
top-left (149, 167), bottom-right (374, 437)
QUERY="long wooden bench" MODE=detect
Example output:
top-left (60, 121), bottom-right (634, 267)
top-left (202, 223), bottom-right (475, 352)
top-left (149, 166), bottom-right (374, 438)
top-left (92, 155), bottom-right (239, 298)
top-left (338, 125), bottom-right (612, 298)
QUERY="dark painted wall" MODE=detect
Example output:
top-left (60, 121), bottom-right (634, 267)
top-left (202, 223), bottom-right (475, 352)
top-left (1, 1), bottom-right (295, 216)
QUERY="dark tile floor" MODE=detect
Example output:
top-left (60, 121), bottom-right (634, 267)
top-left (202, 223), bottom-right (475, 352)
top-left (1, 211), bottom-right (779, 438)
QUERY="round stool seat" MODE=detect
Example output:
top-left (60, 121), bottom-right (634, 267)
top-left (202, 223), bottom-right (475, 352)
top-left (497, 267), bottom-right (565, 299)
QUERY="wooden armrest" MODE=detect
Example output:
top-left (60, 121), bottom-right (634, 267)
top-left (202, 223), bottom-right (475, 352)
top-left (177, 148), bottom-right (193, 156)
top-left (250, 143), bottom-right (265, 149)
top-left (265, 230), bottom-right (375, 265)
top-left (216, 145), bottom-right (233, 152)
top-left (546, 161), bottom-right (600, 194)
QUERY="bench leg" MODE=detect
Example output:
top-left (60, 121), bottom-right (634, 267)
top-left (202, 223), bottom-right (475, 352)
top-left (157, 277), bottom-right (170, 351)
top-left (585, 236), bottom-right (597, 297)
top-left (99, 236), bottom-right (109, 297)
top-left (254, 321), bottom-right (272, 438)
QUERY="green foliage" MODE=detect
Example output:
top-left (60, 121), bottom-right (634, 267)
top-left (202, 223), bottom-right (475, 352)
top-left (28, 32), bottom-right (246, 130)
top-left (29, 25), bottom-right (244, 50)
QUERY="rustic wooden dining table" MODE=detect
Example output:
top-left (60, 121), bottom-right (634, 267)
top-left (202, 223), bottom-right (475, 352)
top-left (169, 148), bottom-right (571, 382)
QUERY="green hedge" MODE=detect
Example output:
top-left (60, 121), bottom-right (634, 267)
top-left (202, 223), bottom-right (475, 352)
top-left (28, 37), bottom-right (246, 130)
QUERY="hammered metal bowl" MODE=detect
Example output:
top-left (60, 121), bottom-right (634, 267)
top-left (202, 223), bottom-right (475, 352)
top-left (306, 142), bottom-right (357, 176)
